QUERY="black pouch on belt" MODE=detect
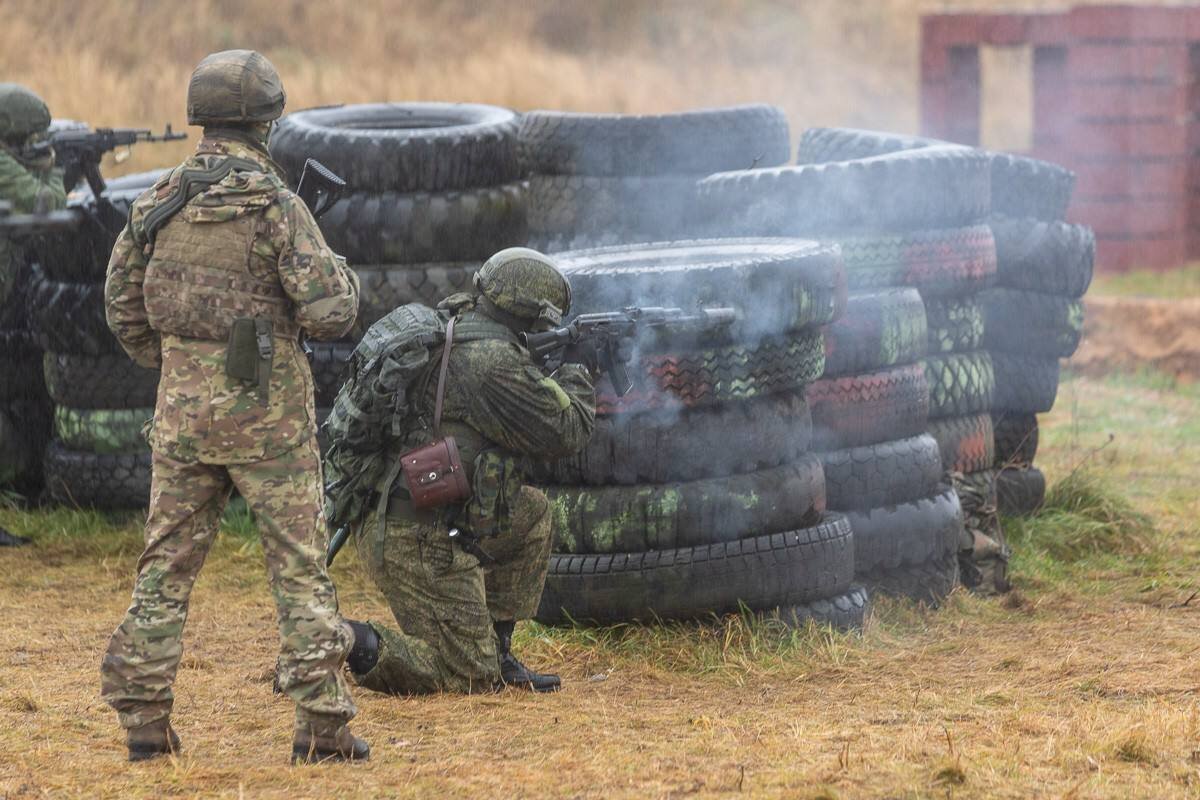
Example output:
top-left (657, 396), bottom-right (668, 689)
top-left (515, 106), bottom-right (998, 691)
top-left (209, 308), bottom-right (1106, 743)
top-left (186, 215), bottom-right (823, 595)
top-left (226, 317), bottom-right (274, 405)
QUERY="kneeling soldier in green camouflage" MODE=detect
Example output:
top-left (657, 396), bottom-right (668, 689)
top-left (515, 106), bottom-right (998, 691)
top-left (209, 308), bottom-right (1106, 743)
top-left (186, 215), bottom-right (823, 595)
top-left (99, 50), bottom-right (367, 763)
top-left (335, 249), bottom-right (596, 695)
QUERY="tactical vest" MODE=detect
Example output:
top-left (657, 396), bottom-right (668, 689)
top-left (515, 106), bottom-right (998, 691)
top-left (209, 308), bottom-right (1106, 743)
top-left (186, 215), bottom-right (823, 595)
top-left (143, 198), bottom-right (297, 341)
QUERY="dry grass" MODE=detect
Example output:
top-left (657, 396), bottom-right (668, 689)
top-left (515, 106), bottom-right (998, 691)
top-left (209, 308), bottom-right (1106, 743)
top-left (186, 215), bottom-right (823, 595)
top-left (1, 371), bottom-right (1198, 798)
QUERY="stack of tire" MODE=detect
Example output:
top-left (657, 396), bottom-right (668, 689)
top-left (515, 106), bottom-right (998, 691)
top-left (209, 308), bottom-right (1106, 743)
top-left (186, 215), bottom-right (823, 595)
top-left (518, 106), bottom-right (791, 252)
top-left (529, 238), bottom-right (869, 629)
top-left (30, 171), bottom-right (164, 509)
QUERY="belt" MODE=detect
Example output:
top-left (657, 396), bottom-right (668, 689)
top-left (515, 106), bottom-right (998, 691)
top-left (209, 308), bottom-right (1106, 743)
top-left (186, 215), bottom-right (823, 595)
top-left (385, 491), bottom-right (439, 525)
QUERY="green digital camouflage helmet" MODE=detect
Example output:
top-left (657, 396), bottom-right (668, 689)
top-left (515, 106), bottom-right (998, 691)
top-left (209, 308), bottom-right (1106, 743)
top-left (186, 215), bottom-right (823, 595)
top-left (0, 84), bottom-right (51, 142)
top-left (186, 49), bottom-right (286, 126)
top-left (474, 247), bottom-right (572, 329)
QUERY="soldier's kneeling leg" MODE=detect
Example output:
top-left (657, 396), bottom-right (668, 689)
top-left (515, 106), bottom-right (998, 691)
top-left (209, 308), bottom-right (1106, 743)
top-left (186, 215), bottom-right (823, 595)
top-left (482, 485), bottom-right (553, 622)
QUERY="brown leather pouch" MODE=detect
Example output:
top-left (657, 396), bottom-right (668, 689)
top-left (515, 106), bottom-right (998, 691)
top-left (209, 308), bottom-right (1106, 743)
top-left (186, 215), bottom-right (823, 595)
top-left (398, 316), bottom-right (471, 511)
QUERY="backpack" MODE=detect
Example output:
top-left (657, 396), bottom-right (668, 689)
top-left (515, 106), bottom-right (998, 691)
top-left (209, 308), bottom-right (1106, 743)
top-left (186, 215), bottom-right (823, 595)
top-left (322, 302), bottom-right (447, 533)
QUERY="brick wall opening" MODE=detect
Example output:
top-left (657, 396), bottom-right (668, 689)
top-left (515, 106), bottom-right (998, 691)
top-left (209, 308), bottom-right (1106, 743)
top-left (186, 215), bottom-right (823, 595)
top-left (980, 44), bottom-right (1035, 153)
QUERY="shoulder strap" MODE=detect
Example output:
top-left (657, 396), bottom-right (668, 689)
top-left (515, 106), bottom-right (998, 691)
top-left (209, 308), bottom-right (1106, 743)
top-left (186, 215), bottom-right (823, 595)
top-left (433, 315), bottom-right (456, 436)
top-left (143, 156), bottom-right (263, 245)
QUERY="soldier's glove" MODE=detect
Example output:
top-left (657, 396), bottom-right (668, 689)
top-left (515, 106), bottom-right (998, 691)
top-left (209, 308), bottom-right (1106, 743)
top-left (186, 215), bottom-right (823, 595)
top-left (561, 340), bottom-right (600, 376)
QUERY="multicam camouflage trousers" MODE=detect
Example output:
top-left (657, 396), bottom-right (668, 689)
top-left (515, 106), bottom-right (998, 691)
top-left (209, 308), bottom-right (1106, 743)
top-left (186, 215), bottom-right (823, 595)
top-left (354, 485), bottom-right (552, 695)
top-left (100, 437), bottom-right (357, 730)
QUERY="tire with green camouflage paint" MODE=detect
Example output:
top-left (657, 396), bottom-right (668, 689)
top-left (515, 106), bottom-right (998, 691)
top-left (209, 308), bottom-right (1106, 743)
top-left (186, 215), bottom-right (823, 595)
top-left (991, 354), bottom-right (1060, 413)
top-left (555, 239), bottom-right (846, 343)
top-left (808, 362), bottom-right (930, 450)
top-left (535, 513), bottom-right (854, 625)
top-left (518, 105), bottom-right (791, 177)
top-left (830, 225), bottom-right (997, 298)
top-left (796, 127), bottom-right (1075, 222)
top-left (270, 103), bottom-right (521, 193)
top-left (982, 288), bottom-right (1085, 358)
top-left (924, 351), bottom-right (995, 420)
top-left (530, 393), bottom-right (812, 486)
top-left (822, 289), bottom-right (927, 378)
top-left (696, 147), bottom-right (990, 237)
top-left (924, 296), bottom-right (984, 354)
top-left (769, 584), bottom-right (871, 632)
top-left (526, 174), bottom-right (699, 240)
top-left (318, 182), bottom-right (527, 265)
top-left (992, 412), bottom-right (1038, 466)
top-left (53, 407), bottom-right (152, 454)
top-left (820, 434), bottom-right (943, 511)
top-left (928, 413), bottom-right (995, 474)
top-left (43, 352), bottom-right (160, 409)
top-left (596, 329), bottom-right (826, 415)
top-left (351, 262), bottom-right (479, 333)
top-left (545, 455), bottom-right (826, 555)
top-left (43, 441), bottom-right (151, 508)
top-left (847, 485), bottom-right (963, 577)
top-left (996, 466), bottom-right (1046, 516)
top-left (990, 217), bottom-right (1094, 298)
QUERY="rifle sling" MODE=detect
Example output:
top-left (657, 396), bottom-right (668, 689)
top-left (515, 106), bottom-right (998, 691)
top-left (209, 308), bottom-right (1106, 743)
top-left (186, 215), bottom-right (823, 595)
top-left (143, 156), bottom-right (262, 245)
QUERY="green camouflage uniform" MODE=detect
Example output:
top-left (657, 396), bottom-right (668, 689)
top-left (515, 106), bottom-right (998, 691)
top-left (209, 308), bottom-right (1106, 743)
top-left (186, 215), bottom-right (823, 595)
top-left (354, 304), bottom-right (595, 694)
top-left (953, 470), bottom-right (1011, 596)
top-left (100, 135), bottom-right (360, 731)
top-left (0, 146), bottom-right (66, 304)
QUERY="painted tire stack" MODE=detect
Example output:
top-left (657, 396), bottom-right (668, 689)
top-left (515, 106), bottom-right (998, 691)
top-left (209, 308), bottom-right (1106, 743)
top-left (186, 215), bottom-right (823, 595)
top-left (530, 238), bottom-right (869, 629)
top-left (27, 171), bottom-right (165, 508)
top-left (519, 106), bottom-right (791, 252)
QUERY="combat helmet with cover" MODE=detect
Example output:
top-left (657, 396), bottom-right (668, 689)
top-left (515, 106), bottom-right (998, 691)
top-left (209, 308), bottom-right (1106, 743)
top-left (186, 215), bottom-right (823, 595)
top-left (0, 84), bottom-right (51, 142)
top-left (474, 247), bottom-right (572, 331)
top-left (187, 49), bottom-right (286, 126)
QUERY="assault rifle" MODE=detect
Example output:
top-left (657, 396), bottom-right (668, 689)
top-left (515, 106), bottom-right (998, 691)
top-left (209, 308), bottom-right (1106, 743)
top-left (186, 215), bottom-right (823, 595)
top-left (521, 306), bottom-right (737, 395)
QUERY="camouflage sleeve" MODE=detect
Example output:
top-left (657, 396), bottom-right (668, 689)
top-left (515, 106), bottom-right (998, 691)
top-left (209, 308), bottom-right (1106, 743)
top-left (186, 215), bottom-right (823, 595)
top-left (471, 347), bottom-right (596, 459)
top-left (274, 192), bottom-right (359, 341)
top-left (104, 192), bottom-right (162, 369)
top-left (0, 150), bottom-right (66, 212)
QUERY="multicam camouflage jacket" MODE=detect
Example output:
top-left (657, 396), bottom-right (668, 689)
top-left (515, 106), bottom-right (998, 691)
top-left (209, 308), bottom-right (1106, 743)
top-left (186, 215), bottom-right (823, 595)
top-left (104, 136), bottom-right (359, 464)
top-left (0, 146), bottom-right (66, 304)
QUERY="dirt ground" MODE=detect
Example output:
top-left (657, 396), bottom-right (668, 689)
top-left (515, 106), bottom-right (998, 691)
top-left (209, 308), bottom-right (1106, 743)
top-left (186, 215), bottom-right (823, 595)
top-left (0, 371), bottom-right (1198, 799)
top-left (1070, 297), bottom-right (1200, 382)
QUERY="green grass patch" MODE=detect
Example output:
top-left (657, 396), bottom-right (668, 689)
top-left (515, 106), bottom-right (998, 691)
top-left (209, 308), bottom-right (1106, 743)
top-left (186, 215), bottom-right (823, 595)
top-left (1090, 263), bottom-right (1200, 298)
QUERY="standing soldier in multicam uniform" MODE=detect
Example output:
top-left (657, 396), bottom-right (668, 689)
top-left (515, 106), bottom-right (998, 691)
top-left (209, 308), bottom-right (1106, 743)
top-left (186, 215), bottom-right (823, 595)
top-left (99, 50), bottom-right (368, 764)
top-left (0, 83), bottom-right (67, 547)
top-left (338, 249), bottom-right (596, 695)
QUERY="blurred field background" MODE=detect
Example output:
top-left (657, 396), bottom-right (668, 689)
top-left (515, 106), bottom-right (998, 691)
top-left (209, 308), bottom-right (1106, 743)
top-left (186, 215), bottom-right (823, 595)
top-left (0, 0), bottom-right (1167, 175)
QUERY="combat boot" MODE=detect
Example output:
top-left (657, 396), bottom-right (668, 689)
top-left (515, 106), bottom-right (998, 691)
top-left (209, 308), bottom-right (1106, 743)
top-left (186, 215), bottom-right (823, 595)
top-left (292, 723), bottom-right (370, 764)
top-left (126, 718), bottom-right (180, 762)
top-left (345, 619), bottom-right (380, 676)
top-left (494, 620), bottom-right (560, 693)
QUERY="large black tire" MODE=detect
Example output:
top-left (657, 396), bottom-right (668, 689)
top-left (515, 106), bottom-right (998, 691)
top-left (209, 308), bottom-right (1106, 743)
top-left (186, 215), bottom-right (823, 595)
top-left (808, 362), bottom-right (930, 450)
top-left (0, 407), bottom-right (37, 486)
top-left (0, 354), bottom-right (42, 405)
top-left (518, 105), bottom-right (791, 177)
top-left (770, 585), bottom-right (871, 632)
top-left (991, 354), bottom-right (1060, 413)
top-left (990, 217), bottom-right (1094, 298)
top-left (546, 455), bottom-right (826, 554)
top-left (924, 352), bottom-right (995, 420)
top-left (982, 288), bottom-right (1085, 359)
top-left (992, 412), bottom-right (1038, 466)
top-left (53, 407), bottom-right (151, 454)
top-left (996, 466), bottom-right (1046, 516)
top-left (860, 553), bottom-right (960, 606)
top-left (928, 414), bottom-right (996, 474)
top-left (796, 128), bottom-right (1074, 222)
top-left (43, 441), bottom-right (150, 508)
top-left (43, 352), bottom-right (159, 409)
top-left (924, 296), bottom-right (984, 355)
top-left (820, 434), bottom-right (943, 511)
top-left (352, 263), bottom-right (478, 332)
top-left (535, 514), bottom-right (854, 625)
top-left (307, 342), bottom-right (355, 408)
top-left (526, 174), bottom-right (698, 239)
top-left (555, 239), bottom-right (845, 342)
top-left (847, 485), bottom-right (963, 575)
top-left (270, 103), bottom-right (521, 192)
top-left (822, 289), bottom-right (927, 378)
top-left (833, 225), bottom-right (997, 298)
top-left (597, 329), bottom-right (825, 415)
top-left (697, 146), bottom-right (990, 236)
top-left (26, 272), bottom-right (117, 356)
top-left (531, 393), bottom-right (812, 486)
top-left (318, 183), bottom-right (527, 265)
